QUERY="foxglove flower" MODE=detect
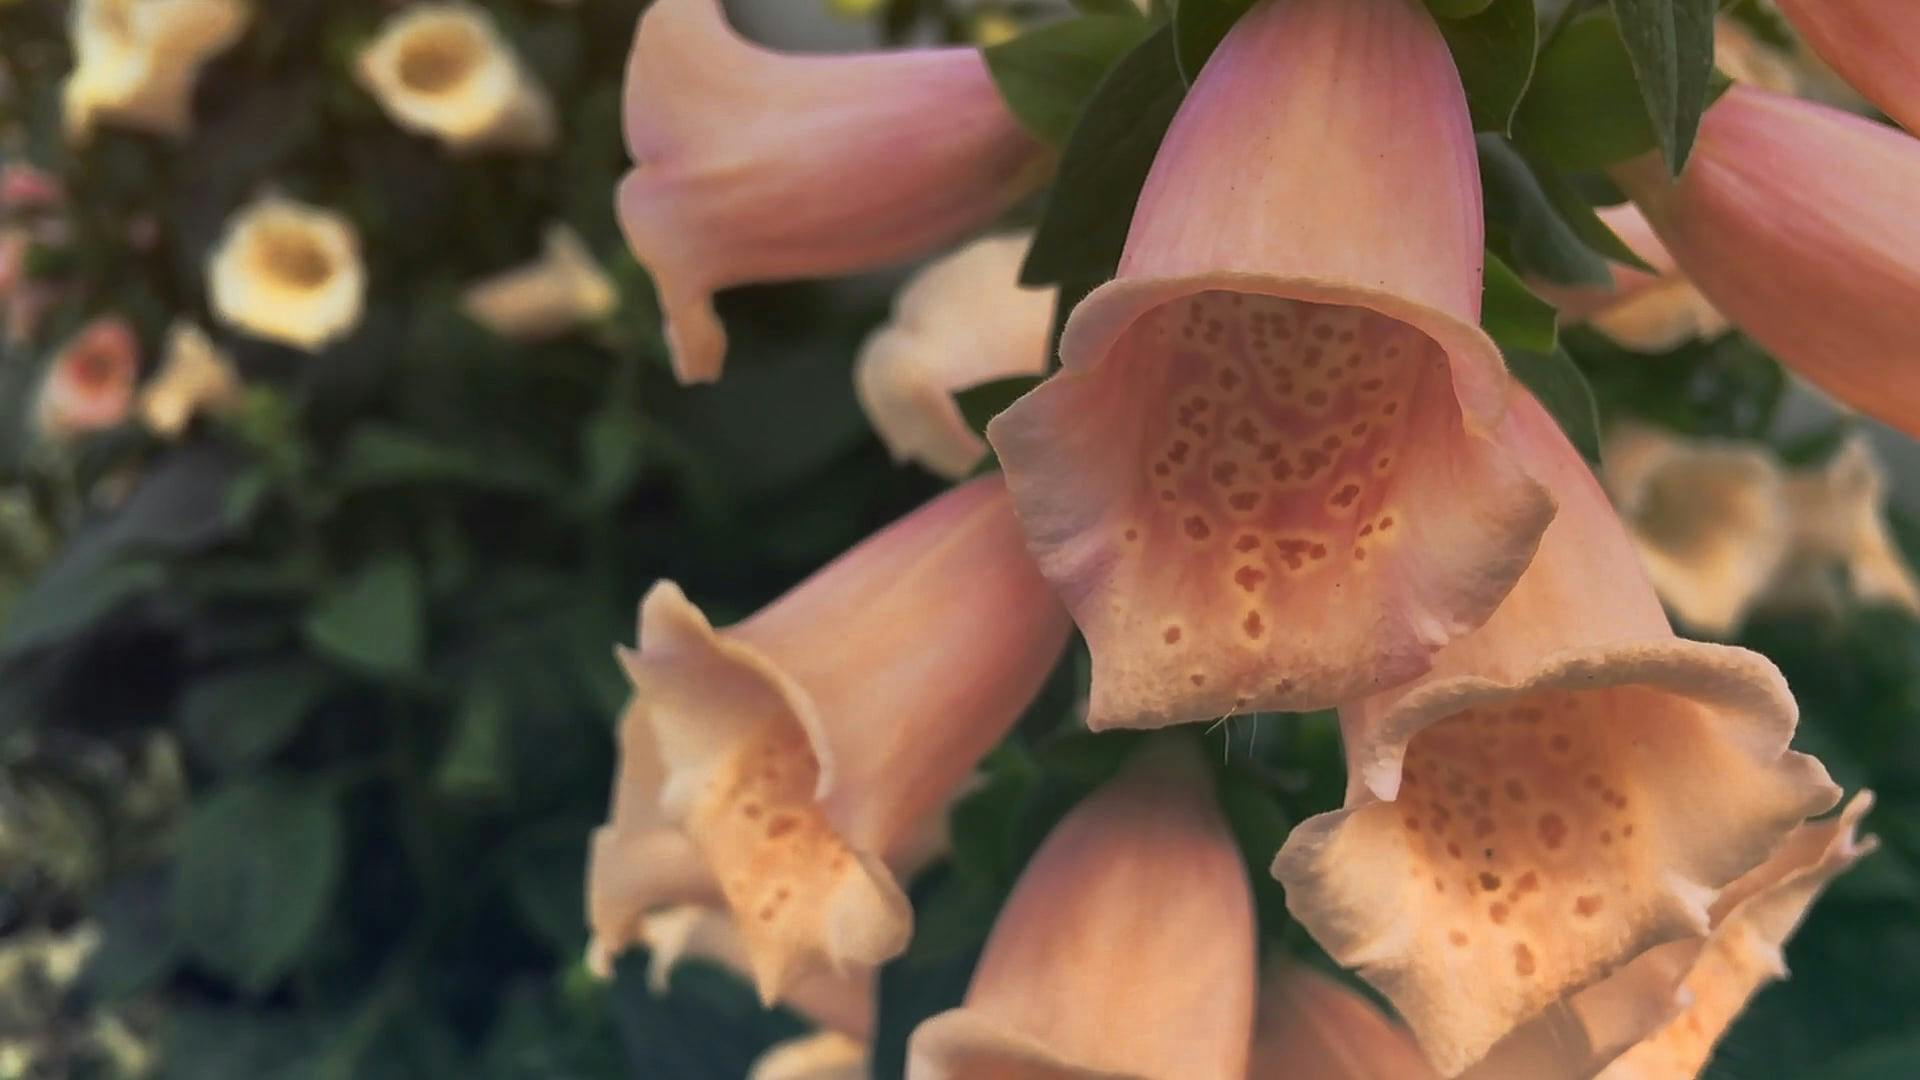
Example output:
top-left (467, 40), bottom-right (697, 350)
top-left (1777, 0), bottom-right (1919, 132)
top-left (1273, 388), bottom-right (1837, 1075)
top-left (988, 0), bottom-right (1553, 729)
top-left (1614, 87), bottom-right (1920, 438)
top-left (586, 477), bottom-right (1069, 1005)
top-left (616, 0), bottom-right (1049, 384)
top-left (854, 233), bottom-right (1055, 479)
top-left (208, 195), bottom-right (365, 352)
top-left (1600, 424), bottom-right (1789, 636)
top-left (907, 738), bottom-right (1255, 1080)
top-left (137, 321), bottom-right (242, 440)
top-left (1248, 964), bottom-right (1437, 1079)
top-left (63, 0), bottom-right (249, 142)
top-left (35, 316), bottom-right (138, 438)
top-left (356, 3), bottom-right (556, 154)
top-left (750, 1032), bottom-right (867, 1080)
top-left (1593, 793), bottom-right (1874, 1077)
top-left (1768, 435), bottom-right (1920, 617)
top-left (1533, 205), bottom-right (1728, 353)
top-left (461, 224), bottom-right (617, 341)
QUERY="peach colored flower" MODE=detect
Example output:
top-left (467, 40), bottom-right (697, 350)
top-left (907, 738), bottom-right (1255, 1080)
top-left (35, 316), bottom-right (138, 438)
top-left (750, 1031), bottom-right (867, 1080)
top-left (585, 476), bottom-right (1069, 1006)
top-left (1766, 434), bottom-right (1920, 618)
top-left (208, 195), bottom-right (365, 353)
top-left (356, 3), bottom-right (556, 155)
top-left (1272, 387), bottom-right (1838, 1076)
top-left (987, 0), bottom-right (1552, 730)
top-left (1777, 0), bottom-right (1919, 132)
top-left (616, 0), bottom-right (1050, 384)
top-left (63, 0), bottom-right (250, 143)
top-left (1532, 205), bottom-right (1728, 353)
top-left (1594, 792), bottom-right (1874, 1077)
top-left (1613, 86), bottom-right (1920, 438)
top-left (854, 233), bottom-right (1055, 480)
top-left (460, 224), bottom-right (616, 341)
top-left (137, 321), bottom-right (242, 439)
top-left (1600, 424), bottom-right (1789, 636)
top-left (1247, 963), bottom-right (1437, 1079)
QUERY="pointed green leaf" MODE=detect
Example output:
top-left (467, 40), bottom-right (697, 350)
top-left (1437, 0), bottom-right (1538, 134)
top-left (1481, 252), bottom-right (1560, 354)
top-left (1508, 347), bottom-right (1603, 463)
top-left (984, 15), bottom-right (1152, 147)
top-left (1608, 0), bottom-right (1716, 171)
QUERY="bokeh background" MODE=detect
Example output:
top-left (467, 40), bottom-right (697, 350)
top-left (0, 1), bottom-right (1916, 1077)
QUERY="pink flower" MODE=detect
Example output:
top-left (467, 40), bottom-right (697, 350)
top-left (1248, 964), bottom-right (1437, 1079)
top-left (0, 164), bottom-right (64, 213)
top-left (1777, 0), bottom-right (1920, 133)
top-left (585, 476), bottom-right (1070, 1005)
top-left (1530, 205), bottom-right (1729, 352)
top-left (1272, 386), bottom-right (1837, 1075)
top-left (987, 0), bottom-right (1552, 730)
top-left (35, 316), bottom-right (139, 438)
top-left (907, 738), bottom-right (1255, 1080)
top-left (1613, 86), bottom-right (1920, 438)
top-left (617, 0), bottom-right (1050, 384)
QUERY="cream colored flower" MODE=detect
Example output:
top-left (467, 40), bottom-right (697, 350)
top-left (1533, 205), bottom-right (1730, 354)
top-left (460, 225), bottom-right (616, 341)
top-left (750, 1031), bottom-right (867, 1080)
top-left (63, 0), bottom-right (250, 143)
top-left (208, 195), bottom-right (365, 352)
top-left (1767, 434), bottom-right (1920, 616)
top-left (854, 233), bottom-right (1054, 480)
top-left (1602, 423), bottom-right (1790, 636)
top-left (356, 3), bottom-right (556, 154)
top-left (1714, 15), bottom-right (1802, 95)
top-left (137, 321), bottom-right (241, 439)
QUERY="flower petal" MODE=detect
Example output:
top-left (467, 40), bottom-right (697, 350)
top-left (1601, 424), bottom-right (1789, 636)
top-left (907, 739), bottom-right (1255, 1080)
top-left (461, 224), bottom-right (617, 341)
top-left (1777, 0), bottom-right (1920, 133)
top-left (990, 0), bottom-right (1551, 727)
top-left (355, 2), bottom-right (556, 153)
top-left (854, 233), bottom-right (1055, 479)
top-left (1248, 964), bottom-right (1437, 1080)
top-left (618, 0), bottom-right (1048, 383)
top-left (1769, 435), bottom-right (1920, 617)
top-left (1274, 390), bottom-right (1838, 1076)
top-left (750, 1031), bottom-right (870, 1080)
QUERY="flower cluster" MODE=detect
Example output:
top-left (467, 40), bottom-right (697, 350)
top-left (587, 1), bottom-right (1908, 1077)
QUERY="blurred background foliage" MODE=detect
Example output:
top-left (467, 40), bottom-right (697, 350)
top-left (0, 0), bottom-right (1913, 1078)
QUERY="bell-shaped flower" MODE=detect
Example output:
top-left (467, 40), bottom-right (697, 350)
top-left (1766, 434), bottom-right (1920, 617)
top-left (1593, 792), bottom-right (1874, 1077)
top-left (1533, 205), bottom-right (1728, 353)
top-left (355, 3), bottom-right (556, 154)
top-left (854, 233), bottom-right (1055, 480)
top-left (63, 0), bottom-right (249, 143)
top-left (987, 0), bottom-right (1553, 730)
top-left (208, 194), bottom-right (366, 353)
top-left (585, 476), bottom-right (1070, 1006)
top-left (907, 738), bottom-right (1255, 1080)
top-left (35, 315), bottom-right (138, 438)
top-left (1248, 963), bottom-right (1437, 1079)
top-left (1614, 86), bottom-right (1920, 438)
top-left (1599, 424), bottom-right (1789, 636)
top-left (460, 224), bottom-right (617, 342)
top-left (137, 321), bottom-right (242, 440)
top-left (616, 0), bottom-right (1050, 384)
top-left (1777, 0), bottom-right (1919, 133)
top-left (637, 904), bottom-right (876, 1050)
top-left (1272, 387), bottom-right (1838, 1076)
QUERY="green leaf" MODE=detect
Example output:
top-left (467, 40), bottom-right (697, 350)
top-left (435, 682), bottom-right (512, 801)
top-left (330, 424), bottom-right (563, 497)
top-left (1427, 0), bottom-right (1498, 15)
top-left (1023, 26), bottom-right (1186, 287)
top-left (172, 779), bottom-right (342, 993)
top-left (1513, 9), bottom-right (1660, 170)
top-left (984, 16), bottom-right (1152, 147)
top-left (1508, 347), bottom-right (1603, 463)
top-left (1608, 0), bottom-right (1716, 171)
top-left (303, 555), bottom-right (425, 676)
top-left (579, 405), bottom-right (648, 510)
top-left (956, 375), bottom-right (1043, 440)
top-left (1481, 252), bottom-right (1560, 354)
top-left (1527, 161), bottom-right (1656, 272)
top-left (1826, 1035), bottom-right (1920, 1080)
top-left (85, 870), bottom-right (181, 999)
top-left (1072, 0), bottom-right (1144, 14)
top-left (1479, 135), bottom-right (1613, 288)
top-left (179, 658), bottom-right (333, 773)
top-left (1437, 0), bottom-right (1538, 134)
top-left (1173, 0), bottom-right (1257, 85)
top-left (1216, 767), bottom-right (1293, 933)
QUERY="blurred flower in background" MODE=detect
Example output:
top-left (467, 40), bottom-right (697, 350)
top-left (207, 194), bottom-right (365, 352)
